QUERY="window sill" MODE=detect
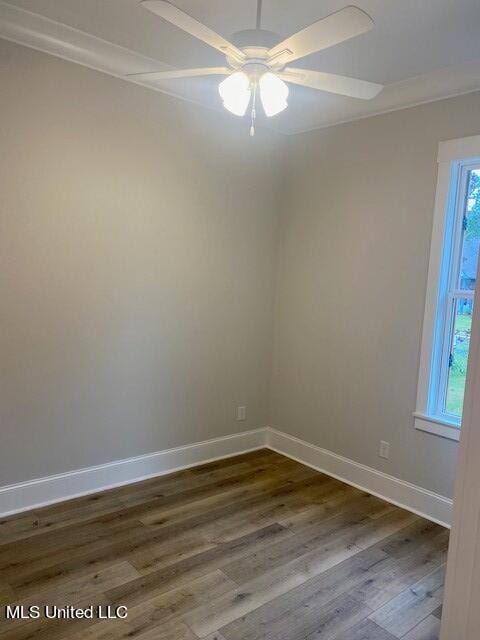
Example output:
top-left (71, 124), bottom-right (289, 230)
top-left (413, 413), bottom-right (460, 441)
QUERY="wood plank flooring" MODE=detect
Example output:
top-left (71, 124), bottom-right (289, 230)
top-left (0, 449), bottom-right (448, 640)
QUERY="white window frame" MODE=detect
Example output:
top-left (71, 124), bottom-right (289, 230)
top-left (414, 135), bottom-right (480, 442)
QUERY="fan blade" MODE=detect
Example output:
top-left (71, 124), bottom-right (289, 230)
top-left (267, 6), bottom-right (374, 65)
top-left (128, 67), bottom-right (231, 81)
top-left (141, 1), bottom-right (245, 61)
top-left (279, 68), bottom-right (382, 100)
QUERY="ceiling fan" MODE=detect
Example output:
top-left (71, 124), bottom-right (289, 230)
top-left (132, 0), bottom-right (383, 135)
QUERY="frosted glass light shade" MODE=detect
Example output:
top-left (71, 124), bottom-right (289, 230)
top-left (259, 72), bottom-right (289, 116)
top-left (219, 72), bottom-right (252, 116)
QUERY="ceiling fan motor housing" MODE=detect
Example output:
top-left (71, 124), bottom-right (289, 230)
top-left (231, 29), bottom-right (282, 50)
top-left (227, 29), bottom-right (286, 72)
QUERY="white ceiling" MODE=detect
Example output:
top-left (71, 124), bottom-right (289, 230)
top-left (2, 0), bottom-right (480, 134)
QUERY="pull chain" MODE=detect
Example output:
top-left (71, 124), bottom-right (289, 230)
top-left (250, 82), bottom-right (257, 137)
top-left (249, 0), bottom-right (263, 137)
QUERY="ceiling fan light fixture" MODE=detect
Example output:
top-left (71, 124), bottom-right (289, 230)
top-left (218, 71), bottom-right (252, 116)
top-left (259, 72), bottom-right (289, 117)
top-left (141, 1), bottom-right (382, 132)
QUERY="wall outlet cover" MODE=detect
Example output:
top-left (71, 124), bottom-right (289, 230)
top-left (236, 406), bottom-right (246, 421)
top-left (379, 440), bottom-right (390, 459)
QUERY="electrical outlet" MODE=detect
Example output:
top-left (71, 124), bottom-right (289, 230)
top-left (379, 441), bottom-right (390, 459)
top-left (236, 406), bottom-right (246, 421)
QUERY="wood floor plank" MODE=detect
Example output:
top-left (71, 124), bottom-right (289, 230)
top-left (64, 615), bottom-right (198, 640)
top-left (350, 531), bottom-right (448, 611)
top-left (222, 505), bottom-right (394, 585)
top-left (127, 531), bottom-right (216, 574)
top-left (379, 520), bottom-right (445, 559)
top-left (131, 620), bottom-right (198, 640)
top-left (244, 591), bottom-right (371, 640)
top-left (136, 468), bottom-right (326, 539)
top-left (0, 563), bottom-right (140, 637)
top-left (431, 605), bottom-right (442, 619)
top-left (2, 524), bottom-right (153, 594)
top-left (303, 593), bottom-right (372, 640)
top-left (105, 523), bottom-right (290, 608)
top-left (3, 470), bottom-right (310, 592)
top-left (218, 547), bottom-right (390, 640)
top-left (218, 521), bottom-right (445, 640)
top-left (18, 560), bottom-right (140, 601)
top-left (113, 570), bottom-right (234, 638)
top-left (338, 619), bottom-right (397, 640)
top-left (184, 509), bottom-right (415, 638)
top-left (0, 515), bottom-right (141, 577)
top-left (109, 463), bottom-right (317, 539)
top-left (402, 615), bottom-right (441, 640)
top-left (276, 488), bottom-right (393, 532)
top-left (0, 491), bottom-right (139, 546)
top-left (368, 565), bottom-right (445, 638)
top-left (0, 583), bottom-right (15, 607)
top-left (0, 450), bottom-right (448, 640)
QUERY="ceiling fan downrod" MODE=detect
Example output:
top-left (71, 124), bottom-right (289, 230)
top-left (256, 0), bottom-right (263, 30)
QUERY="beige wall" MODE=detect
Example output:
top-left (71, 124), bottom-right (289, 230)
top-left (270, 91), bottom-right (480, 499)
top-left (0, 40), bottom-right (285, 485)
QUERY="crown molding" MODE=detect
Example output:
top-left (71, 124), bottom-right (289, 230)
top-left (0, 1), bottom-right (228, 115)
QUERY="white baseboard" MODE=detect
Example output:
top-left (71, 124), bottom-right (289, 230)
top-left (0, 428), bottom-right (267, 517)
top-left (265, 427), bottom-right (452, 527)
top-left (0, 426), bottom-right (453, 526)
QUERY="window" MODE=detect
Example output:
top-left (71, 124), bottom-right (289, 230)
top-left (415, 136), bottom-right (480, 441)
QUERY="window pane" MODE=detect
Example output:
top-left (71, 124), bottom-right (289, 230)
top-left (460, 169), bottom-right (480, 291)
top-left (445, 298), bottom-right (473, 417)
